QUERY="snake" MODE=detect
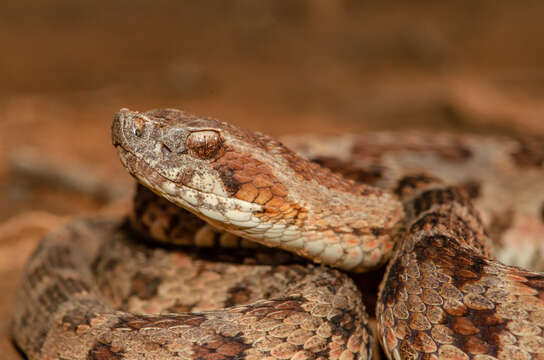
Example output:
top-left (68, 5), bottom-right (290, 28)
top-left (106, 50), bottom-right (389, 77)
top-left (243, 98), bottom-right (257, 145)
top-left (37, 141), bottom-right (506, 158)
top-left (11, 108), bottom-right (544, 359)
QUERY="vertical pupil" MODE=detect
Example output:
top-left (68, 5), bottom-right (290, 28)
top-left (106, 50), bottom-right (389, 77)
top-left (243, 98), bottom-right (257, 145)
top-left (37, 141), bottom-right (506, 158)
top-left (201, 134), bottom-right (213, 154)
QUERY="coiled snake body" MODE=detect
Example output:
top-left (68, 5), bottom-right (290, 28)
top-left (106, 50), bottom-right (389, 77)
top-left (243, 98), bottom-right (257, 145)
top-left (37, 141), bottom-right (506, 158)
top-left (11, 109), bottom-right (544, 359)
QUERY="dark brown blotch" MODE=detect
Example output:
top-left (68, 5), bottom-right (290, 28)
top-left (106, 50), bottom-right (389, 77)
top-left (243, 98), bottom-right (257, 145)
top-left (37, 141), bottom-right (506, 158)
top-left (410, 214), bottom-right (485, 255)
top-left (132, 184), bottom-right (152, 219)
top-left (191, 340), bottom-right (249, 360)
top-left (130, 272), bottom-right (161, 300)
top-left (88, 342), bottom-right (124, 360)
top-left (414, 234), bottom-right (487, 284)
top-left (379, 256), bottom-right (404, 306)
top-left (47, 246), bottom-right (71, 265)
top-left (459, 309), bottom-right (505, 357)
top-left (38, 283), bottom-right (69, 314)
top-left (62, 277), bottom-right (91, 295)
top-left (511, 137), bottom-right (544, 168)
top-left (26, 262), bottom-right (51, 289)
top-left (527, 276), bottom-right (544, 290)
top-left (412, 187), bottom-right (471, 217)
top-left (394, 174), bottom-right (438, 197)
top-left (487, 209), bottom-right (514, 247)
top-left (215, 166), bottom-right (241, 196)
top-left (459, 180), bottom-right (481, 199)
top-left (166, 302), bottom-right (194, 313)
top-left (211, 148), bottom-right (249, 195)
top-left (225, 283), bottom-right (252, 307)
top-left (463, 335), bottom-right (490, 354)
top-left (371, 227), bottom-right (386, 237)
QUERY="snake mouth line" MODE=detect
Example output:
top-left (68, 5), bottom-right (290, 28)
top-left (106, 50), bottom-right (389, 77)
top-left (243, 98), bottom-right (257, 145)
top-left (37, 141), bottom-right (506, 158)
top-left (114, 144), bottom-right (243, 200)
top-left (115, 144), bottom-right (265, 230)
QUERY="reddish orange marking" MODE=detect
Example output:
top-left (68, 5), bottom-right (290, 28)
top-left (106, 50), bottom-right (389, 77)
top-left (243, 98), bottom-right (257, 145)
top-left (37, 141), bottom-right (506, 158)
top-left (235, 183), bottom-right (259, 202)
top-left (266, 196), bottom-right (285, 209)
top-left (254, 188), bottom-right (273, 205)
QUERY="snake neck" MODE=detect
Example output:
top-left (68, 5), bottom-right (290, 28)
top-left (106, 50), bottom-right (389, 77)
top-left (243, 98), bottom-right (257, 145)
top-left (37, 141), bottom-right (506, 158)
top-left (201, 132), bottom-right (406, 271)
top-left (113, 108), bottom-right (405, 272)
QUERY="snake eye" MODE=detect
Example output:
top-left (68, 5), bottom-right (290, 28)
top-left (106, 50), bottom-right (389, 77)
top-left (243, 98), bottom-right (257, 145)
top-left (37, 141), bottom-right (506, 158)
top-left (186, 130), bottom-right (222, 159)
top-left (133, 118), bottom-right (146, 137)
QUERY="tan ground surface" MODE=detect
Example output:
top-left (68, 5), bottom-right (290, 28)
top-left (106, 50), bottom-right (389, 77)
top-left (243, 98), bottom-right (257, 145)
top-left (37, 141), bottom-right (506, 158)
top-left (1, 2), bottom-right (543, 358)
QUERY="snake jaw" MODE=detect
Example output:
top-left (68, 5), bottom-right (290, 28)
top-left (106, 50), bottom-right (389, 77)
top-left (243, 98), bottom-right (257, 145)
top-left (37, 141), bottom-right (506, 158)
top-left (116, 145), bottom-right (264, 234)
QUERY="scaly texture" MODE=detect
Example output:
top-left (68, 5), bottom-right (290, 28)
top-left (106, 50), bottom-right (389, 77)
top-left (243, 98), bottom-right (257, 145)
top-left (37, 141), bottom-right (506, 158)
top-left (110, 109), bottom-right (404, 271)
top-left (378, 179), bottom-right (544, 360)
top-left (12, 214), bottom-right (372, 360)
top-left (286, 132), bottom-right (544, 272)
top-left (11, 108), bottom-right (544, 360)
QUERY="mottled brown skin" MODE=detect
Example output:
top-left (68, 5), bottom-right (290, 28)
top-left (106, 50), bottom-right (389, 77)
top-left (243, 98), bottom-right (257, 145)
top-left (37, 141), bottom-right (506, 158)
top-left (378, 181), bottom-right (544, 360)
top-left (287, 132), bottom-right (544, 359)
top-left (12, 215), bottom-right (372, 360)
top-left (211, 145), bottom-right (307, 224)
top-left (12, 109), bottom-right (544, 360)
top-left (287, 132), bottom-right (544, 273)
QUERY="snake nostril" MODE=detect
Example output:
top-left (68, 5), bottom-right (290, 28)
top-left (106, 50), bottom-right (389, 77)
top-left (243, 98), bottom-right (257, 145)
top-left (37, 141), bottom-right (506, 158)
top-left (111, 114), bottom-right (123, 146)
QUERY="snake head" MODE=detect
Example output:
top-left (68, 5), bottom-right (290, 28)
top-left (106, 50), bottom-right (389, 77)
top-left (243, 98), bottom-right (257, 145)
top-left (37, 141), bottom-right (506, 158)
top-left (112, 108), bottom-right (281, 231)
top-left (112, 107), bottom-right (318, 241)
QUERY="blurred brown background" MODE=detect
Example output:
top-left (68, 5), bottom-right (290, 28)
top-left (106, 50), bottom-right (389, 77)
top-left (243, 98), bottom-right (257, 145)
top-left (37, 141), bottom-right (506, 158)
top-left (1, 1), bottom-right (543, 358)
